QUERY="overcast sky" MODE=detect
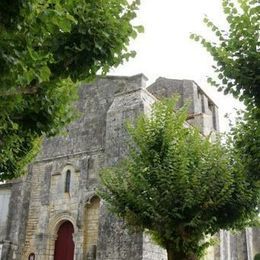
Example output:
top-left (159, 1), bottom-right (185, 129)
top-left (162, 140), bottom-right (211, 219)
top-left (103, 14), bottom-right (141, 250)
top-left (111, 0), bottom-right (243, 131)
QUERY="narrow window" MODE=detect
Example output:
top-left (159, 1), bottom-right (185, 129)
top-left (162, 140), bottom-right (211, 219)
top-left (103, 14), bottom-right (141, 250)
top-left (198, 90), bottom-right (205, 113)
top-left (212, 106), bottom-right (217, 130)
top-left (65, 170), bottom-right (71, 193)
top-left (208, 100), bottom-right (212, 112)
top-left (201, 95), bottom-right (205, 113)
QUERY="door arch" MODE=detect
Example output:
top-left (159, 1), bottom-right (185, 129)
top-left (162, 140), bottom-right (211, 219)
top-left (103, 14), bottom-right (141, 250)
top-left (54, 221), bottom-right (75, 260)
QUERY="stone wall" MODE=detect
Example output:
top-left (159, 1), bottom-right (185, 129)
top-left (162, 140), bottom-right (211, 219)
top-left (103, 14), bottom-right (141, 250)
top-left (142, 234), bottom-right (167, 260)
top-left (97, 74), bottom-right (154, 260)
top-left (6, 74), bottom-right (154, 260)
top-left (147, 77), bottom-right (220, 135)
top-left (0, 74), bottom-right (258, 260)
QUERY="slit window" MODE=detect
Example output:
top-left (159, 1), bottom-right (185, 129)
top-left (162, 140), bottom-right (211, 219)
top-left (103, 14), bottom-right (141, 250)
top-left (65, 170), bottom-right (71, 193)
top-left (198, 90), bottom-right (205, 113)
top-left (201, 95), bottom-right (205, 113)
top-left (212, 106), bottom-right (217, 130)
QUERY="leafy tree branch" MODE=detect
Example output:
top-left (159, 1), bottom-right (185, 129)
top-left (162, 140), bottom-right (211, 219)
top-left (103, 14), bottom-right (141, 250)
top-left (0, 0), bottom-right (143, 180)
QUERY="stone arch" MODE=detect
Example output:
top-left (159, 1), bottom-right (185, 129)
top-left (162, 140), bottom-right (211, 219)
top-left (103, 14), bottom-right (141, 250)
top-left (85, 192), bottom-right (98, 205)
top-left (83, 195), bottom-right (101, 260)
top-left (60, 161), bottom-right (80, 173)
top-left (61, 163), bottom-right (75, 174)
top-left (46, 213), bottom-right (77, 259)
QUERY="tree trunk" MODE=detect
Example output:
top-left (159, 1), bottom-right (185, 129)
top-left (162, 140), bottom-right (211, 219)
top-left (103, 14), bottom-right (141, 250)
top-left (166, 248), bottom-right (175, 260)
top-left (166, 247), bottom-right (197, 260)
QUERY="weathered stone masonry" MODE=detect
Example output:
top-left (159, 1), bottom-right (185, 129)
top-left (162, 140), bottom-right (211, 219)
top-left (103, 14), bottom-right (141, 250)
top-left (0, 74), bottom-right (259, 260)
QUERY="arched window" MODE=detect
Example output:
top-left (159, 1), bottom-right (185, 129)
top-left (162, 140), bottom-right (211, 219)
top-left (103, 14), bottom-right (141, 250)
top-left (65, 170), bottom-right (71, 193)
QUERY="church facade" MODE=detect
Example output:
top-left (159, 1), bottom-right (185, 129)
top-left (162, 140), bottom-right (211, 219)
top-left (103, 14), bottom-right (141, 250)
top-left (0, 74), bottom-right (259, 260)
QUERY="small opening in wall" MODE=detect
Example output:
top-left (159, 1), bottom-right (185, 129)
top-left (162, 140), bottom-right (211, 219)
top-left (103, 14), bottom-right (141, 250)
top-left (201, 95), bottom-right (205, 113)
top-left (208, 100), bottom-right (212, 112)
top-left (65, 170), bottom-right (71, 193)
top-left (197, 90), bottom-right (205, 113)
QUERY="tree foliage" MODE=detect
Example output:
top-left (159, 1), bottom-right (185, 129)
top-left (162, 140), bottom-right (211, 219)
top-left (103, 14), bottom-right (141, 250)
top-left (191, 0), bottom-right (260, 201)
top-left (229, 107), bottom-right (260, 187)
top-left (0, 0), bottom-right (142, 180)
top-left (190, 0), bottom-right (260, 107)
top-left (99, 99), bottom-right (259, 260)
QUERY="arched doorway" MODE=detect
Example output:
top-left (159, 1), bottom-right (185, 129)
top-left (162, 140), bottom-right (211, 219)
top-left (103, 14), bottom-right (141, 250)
top-left (54, 221), bottom-right (75, 260)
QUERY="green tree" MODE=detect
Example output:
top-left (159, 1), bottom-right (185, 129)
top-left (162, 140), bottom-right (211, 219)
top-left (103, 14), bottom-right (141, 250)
top-left (190, 0), bottom-right (259, 107)
top-left (254, 253), bottom-right (260, 260)
top-left (99, 99), bottom-right (258, 260)
top-left (0, 0), bottom-right (142, 180)
top-left (190, 0), bottom-right (260, 192)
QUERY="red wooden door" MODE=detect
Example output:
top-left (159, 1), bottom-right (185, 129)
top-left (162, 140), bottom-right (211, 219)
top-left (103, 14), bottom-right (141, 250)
top-left (54, 221), bottom-right (75, 260)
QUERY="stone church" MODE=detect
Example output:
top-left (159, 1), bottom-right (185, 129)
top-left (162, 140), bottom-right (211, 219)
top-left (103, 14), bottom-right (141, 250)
top-left (0, 74), bottom-right (259, 260)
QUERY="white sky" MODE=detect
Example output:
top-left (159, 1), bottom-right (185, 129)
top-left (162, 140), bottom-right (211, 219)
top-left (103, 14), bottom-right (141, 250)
top-left (110, 0), bottom-right (243, 131)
